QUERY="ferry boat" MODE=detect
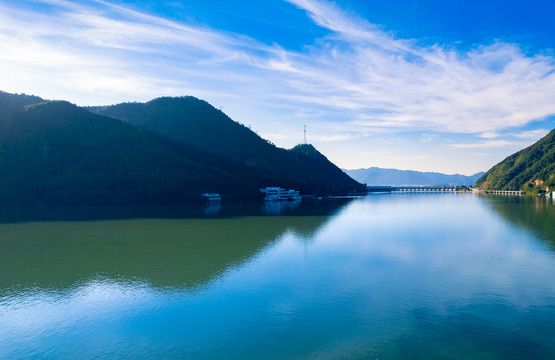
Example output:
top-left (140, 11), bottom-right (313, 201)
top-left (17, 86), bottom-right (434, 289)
top-left (259, 187), bottom-right (301, 201)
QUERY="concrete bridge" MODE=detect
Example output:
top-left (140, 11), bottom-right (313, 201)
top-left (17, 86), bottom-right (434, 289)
top-left (484, 190), bottom-right (524, 195)
top-left (367, 186), bottom-right (468, 193)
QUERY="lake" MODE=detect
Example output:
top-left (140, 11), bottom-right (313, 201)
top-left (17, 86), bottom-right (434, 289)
top-left (1, 193), bottom-right (555, 359)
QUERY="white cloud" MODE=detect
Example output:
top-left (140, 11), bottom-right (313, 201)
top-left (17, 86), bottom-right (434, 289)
top-left (449, 140), bottom-right (515, 149)
top-left (284, 0), bottom-right (555, 133)
top-left (479, 131), bottom-right (500, 139)
top-left (0, 0), bottom-right (276, 104)
top-left (512, 129), bottom-right (550, 139)
top-left (359, 149), bottom-right (430, 162)
top-left (310, 133), bottom-right (367, 142)
top-left (421, 134), bottom-right (438, 143)
top-left (0, 0), bottom-right (553, 144)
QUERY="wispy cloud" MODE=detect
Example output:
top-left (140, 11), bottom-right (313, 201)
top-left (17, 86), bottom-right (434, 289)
top-left (479, 131), bottom-right (501, 139)
top-left (0, 0), bottom-right (278, 102)
top-left (359, 149), bottom-right (430, 162)
top-left (512, 129), bottom-right (550, 139)
top-left (310, 133), bottom-right (368, 142)
top-left (0, 0), bottom-right (553, 157)
top-left (285, 0), bottom-right (555, 134)
top-left (449, 140), bottom-right (516, 149)
top-left (421, 134), bottom-right (438, 143)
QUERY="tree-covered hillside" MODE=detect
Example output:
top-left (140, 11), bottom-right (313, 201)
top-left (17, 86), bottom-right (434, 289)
top-left (0, 92), bottom-right (364, 206)
top-left (0, 100), bottom-right (254, 206)
top-left (475, 128), bottom-right (555, 193)
top-left (92, 96), bottom-right (365, 196)
top-left (289, 144), bottom-right (363, 195)
top-left (0, 91), bottom-right (44, 114)
top-left (91, 97), bottom-right (267, 164)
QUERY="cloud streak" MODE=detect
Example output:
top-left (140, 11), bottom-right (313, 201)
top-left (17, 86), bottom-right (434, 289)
top-left (0, 0), bottom-right (278, 101)
top-left (449, 140), bottom-right (516, 149)
top-left (285, 0), bottom-right (555, 134)
top-left (512, 129), bottom-right (550, 139)
top-left (0, 0), bottom-right (553, 174)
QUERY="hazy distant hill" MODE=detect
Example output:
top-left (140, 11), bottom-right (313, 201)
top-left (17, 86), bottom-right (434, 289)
top-left (92, 96), bottom-right (365, 196)
top-left (475, 128), bottom-right (555, 193)
top-left (345, 167), bottom-right (484, 186)
top-left (0, 92), bottom-right (363, 206)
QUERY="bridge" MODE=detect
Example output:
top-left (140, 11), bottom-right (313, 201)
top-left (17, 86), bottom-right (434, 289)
top-left (483, 190), bottom-right (524, 195)
top-left (367, 186), bottom-right (469, 193)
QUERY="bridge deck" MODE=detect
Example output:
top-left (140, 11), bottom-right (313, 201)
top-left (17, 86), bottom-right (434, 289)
top-left (367, 186), bottom-right (469, 192)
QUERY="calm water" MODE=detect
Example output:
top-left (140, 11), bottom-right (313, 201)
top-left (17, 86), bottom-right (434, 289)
top-left (1, 193), bottom-right (555, 359)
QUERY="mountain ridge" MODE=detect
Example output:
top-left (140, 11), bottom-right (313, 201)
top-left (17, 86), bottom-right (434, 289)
top-left (91, 96), bottom-right (365, 197)
top-left (345, 167), bottom-right (484, 186)
top-left (0, 100), bottom-right (249, 206)
top-left (0, 91), bottom-right (365, 206)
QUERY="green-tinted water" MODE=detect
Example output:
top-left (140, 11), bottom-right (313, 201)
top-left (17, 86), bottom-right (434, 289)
top-left (1, 194), bottom-right (554, 359)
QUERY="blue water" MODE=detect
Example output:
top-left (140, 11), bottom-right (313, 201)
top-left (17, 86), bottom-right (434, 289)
top-left (1, 193), bottom-right (554, 359)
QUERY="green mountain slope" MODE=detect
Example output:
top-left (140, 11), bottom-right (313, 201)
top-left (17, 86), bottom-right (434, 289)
top-left (92, 96), bottom-right (365, 196)
top-left (475, 129), bottom-right (555, 192)
top-left (0, 92), bottom-right (363, 206)
top-left (288, 144), bottom-right (362, 194)
top-left (0, 90), bottom-right (44, 114)
top-left (0, 100), bottom-right (253, 206)
top-left (91, 97), bottom-right (269, 164)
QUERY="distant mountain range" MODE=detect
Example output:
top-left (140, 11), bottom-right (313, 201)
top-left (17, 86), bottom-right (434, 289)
top-left (345, 167), bottom-right (484, 186)
top-left (0, 91), bottom-right (365, 206)
top-left (475, 128), bottom-right (554, 193)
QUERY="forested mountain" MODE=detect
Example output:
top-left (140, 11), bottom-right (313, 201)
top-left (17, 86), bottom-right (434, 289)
top-left (345, 167), bottom-right (484, 186)
top-left (0, 91), bottom-right (44, 114)
top-left (91, 97), bottom-right (269, 163)
top-left (91, 96), bottom-right (365, 197)
top-left (475, 129), bottom-right (555, 193)
top-left (0, 100), bottom-right (252, 206)
top-left (0, 92), bottom-right (364, 206)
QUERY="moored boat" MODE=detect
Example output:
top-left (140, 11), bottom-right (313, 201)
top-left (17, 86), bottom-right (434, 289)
top-left (259, 187), bottom-right (301, 201)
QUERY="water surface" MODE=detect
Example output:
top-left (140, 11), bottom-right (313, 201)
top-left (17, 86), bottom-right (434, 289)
top-left (1, 194), bottom-right (554, 359)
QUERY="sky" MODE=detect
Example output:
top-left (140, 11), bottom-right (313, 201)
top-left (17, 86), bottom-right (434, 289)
top-left (1, 0), bottom-right (554, 175)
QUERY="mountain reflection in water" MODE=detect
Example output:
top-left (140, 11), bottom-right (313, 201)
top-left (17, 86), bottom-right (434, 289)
top-left (0, 199), bottom-right (353, 292)
top-left (480, 194), bottom-right (555, 247)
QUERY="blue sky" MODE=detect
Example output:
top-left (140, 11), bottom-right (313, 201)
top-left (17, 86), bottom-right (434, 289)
top-left (1, 0), bottom-right (554, 174)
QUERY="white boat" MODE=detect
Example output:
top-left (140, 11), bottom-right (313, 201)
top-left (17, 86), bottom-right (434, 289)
top-left (259, 187), bottom-right (301, 201)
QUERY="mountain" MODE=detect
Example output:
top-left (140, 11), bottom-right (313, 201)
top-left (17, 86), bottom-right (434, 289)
top-left (91, 96), bottom-right (365, 196)
top-left (288, 143), bottom-right (362, 194)
top-left (345, 167), bottom-right (484, 186)
top-left (90, 97), bottom-right (270, 164)
top-left (0, 100), bottom-right (256, 206)
top-left (0, 90), bottom-right (44, 114)
top-left (475, 129), bottom-right (555, 193)
top-left (0, 92), bottom-right (364, 206)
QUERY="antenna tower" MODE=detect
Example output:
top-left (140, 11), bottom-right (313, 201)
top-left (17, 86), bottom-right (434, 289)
top-left (303, 125), bottom-right (307, 144)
